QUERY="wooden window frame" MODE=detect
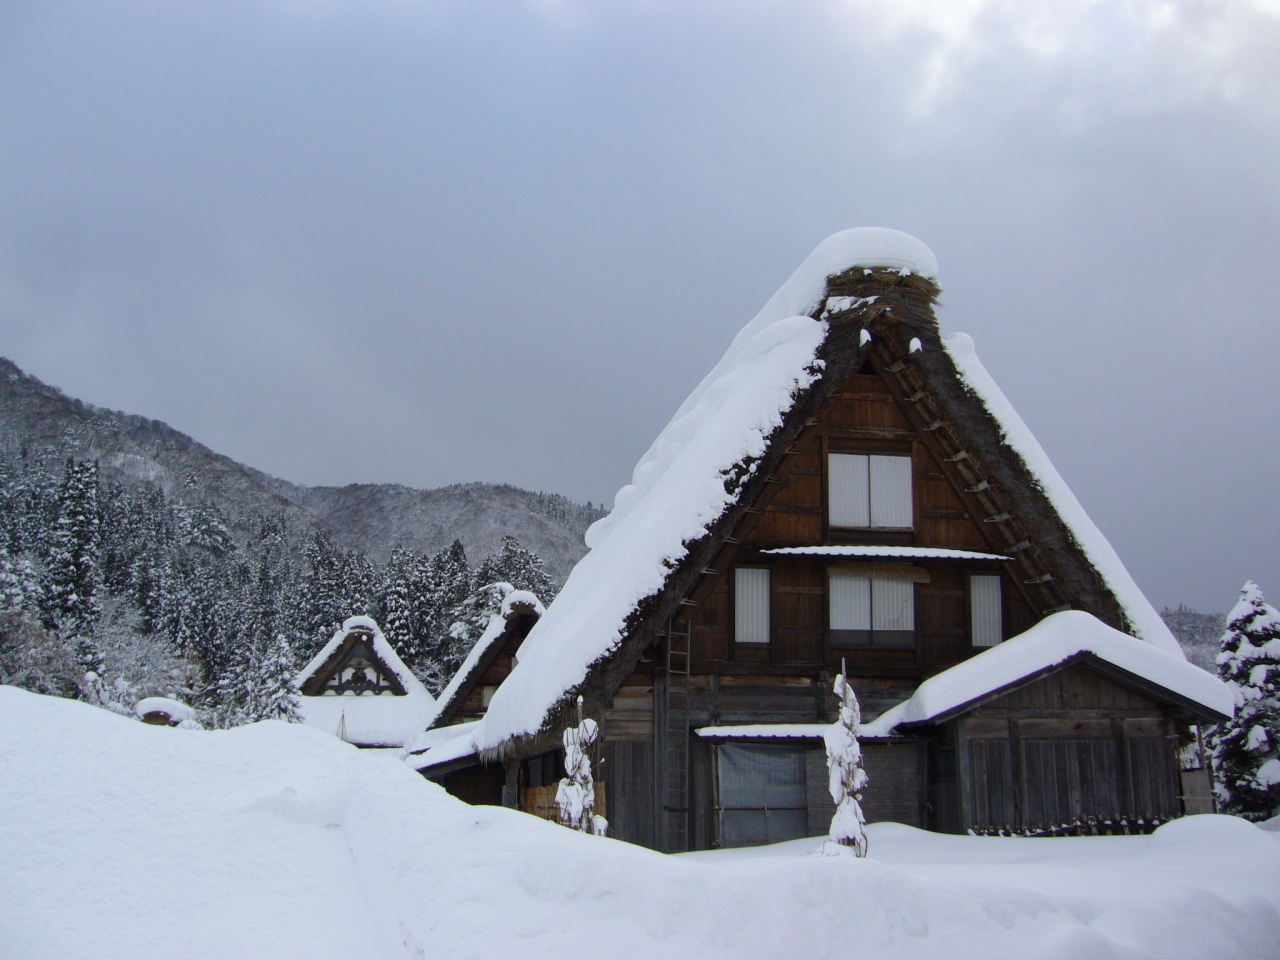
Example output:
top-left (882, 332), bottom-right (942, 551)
top-left (827, 568), bottom-right (919, 650)
top-left (824, 447), bottom-right (916, 535)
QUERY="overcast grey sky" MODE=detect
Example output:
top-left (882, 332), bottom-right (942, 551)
top-left (1, 1), bottom-right (1277, 611)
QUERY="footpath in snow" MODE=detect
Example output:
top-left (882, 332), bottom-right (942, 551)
top-left (2, 686), bottom-right (1278, 960)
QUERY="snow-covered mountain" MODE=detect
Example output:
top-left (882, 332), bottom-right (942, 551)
top-left (0, 357), bottom-right (601, 584)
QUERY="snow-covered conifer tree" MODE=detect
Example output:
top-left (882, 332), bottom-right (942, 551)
top-left (556, 696), bottom-right (607, 836)
top-left (0, 546), bottom-right (41, 614)
top-left (251, 633), bottom-right (302, 723)
top-left (1208, 581), bottom-right (1280, 820)
top-left (428, 540), bottom-right (472, 623)
top-left (438, 580), bottom-right (511, 680)
top-left (475, 535), bottom-right (552, 603)
top-left (381, 547), bottom-right (416, 653)
top-left (823, 663), bottom-right (868, 856)
top-left (45, 459), bottom-right (103, 638)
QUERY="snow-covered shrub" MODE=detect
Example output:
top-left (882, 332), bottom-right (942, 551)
top-left (822, 666), bottom-right (868, 856)
top-left (1208, 581), bottom-right (1280, 820)
top-left (556, 696), bottom-right (607, 836)
top-left (0, 610), bottom-right (81, 698)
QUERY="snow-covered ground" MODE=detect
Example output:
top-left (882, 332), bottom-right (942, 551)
top-left (3, 687), bottom-right (1278, 960)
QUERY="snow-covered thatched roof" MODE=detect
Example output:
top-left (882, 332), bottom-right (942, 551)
top-left (296, 616), bottom-right (435, 748)
top-left (418, 587), bottom-right (545, 732)
top-left (862, 611), bottom-right (1232, 736)
top-left (471, 227), bottom-right (1184, 757)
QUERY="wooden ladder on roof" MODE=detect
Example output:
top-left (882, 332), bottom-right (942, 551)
top-left (663, 616), bottom-right (692, 853)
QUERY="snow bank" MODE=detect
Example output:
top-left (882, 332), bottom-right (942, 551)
top-left (295, 616), bottom-right (435, 747)
top-left (942, 334), bottom-right (1183, 657)
top-left (481, 230), bottom-right (936, 749)
top-left (863, 611), bottom-right (1233, 737)
top-left (4, 687), bottom-right (1280, 960)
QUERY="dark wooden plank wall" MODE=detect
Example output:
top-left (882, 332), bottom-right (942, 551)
top-left (861, 741), bottom-right (926, 827)
top-left (683, 365), bottom-right (1038, 680)
top-left (603, 740), bottom-right (656, 849)
top-left (956, 665), bottom-right (1184, 832)
top-left (805, 749), bottom-right (837, 837)
top-left (455, 650), bottom-right (517, 722)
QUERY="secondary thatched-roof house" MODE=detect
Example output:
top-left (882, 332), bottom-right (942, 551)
top-left (297, 616), bottom-right (435, 749)
top-left (407, 228), bottom-right (1231, 848)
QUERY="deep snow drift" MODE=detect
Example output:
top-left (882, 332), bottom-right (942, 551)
top-left (3, 687), bottom-right (1279, 960)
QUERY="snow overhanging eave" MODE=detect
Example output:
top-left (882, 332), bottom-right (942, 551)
top-left (895, 650), bottom-right (1230, 730)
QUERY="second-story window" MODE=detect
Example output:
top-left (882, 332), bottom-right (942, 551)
top-left (734, 567), bottom-right (771, 644)
top-left (969, 574), bottom-right (1004, 647)
top-left (829, 571), bottom-right (916, 648)
top-left (828, 453), bottom-right (913, 529)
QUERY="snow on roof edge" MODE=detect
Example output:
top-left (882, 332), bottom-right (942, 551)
top-left (942, 333), bottom-right (1183, 658)
top-left (760, 546), bottom-right (1010, 561)
top-left (861, 611), bottom-right (1231, 737)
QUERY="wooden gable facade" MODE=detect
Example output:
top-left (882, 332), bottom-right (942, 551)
top-left (300, 625), bottom-right (408, 698)
top-left (422, 262), bottom-right (1219, 849)
top-left (435, 601), bottom-right (542, 727)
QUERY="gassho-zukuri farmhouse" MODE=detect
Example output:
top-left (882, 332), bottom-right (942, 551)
top-left (297, 228), bottom-right (1233, 851)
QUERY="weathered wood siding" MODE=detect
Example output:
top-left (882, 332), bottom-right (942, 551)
top-left (603, 740), bottom-right (657, 849)
top-left (681, 365), bottom-right (1041, 681)
top-left (953, 664), bottom-right (1184, 833)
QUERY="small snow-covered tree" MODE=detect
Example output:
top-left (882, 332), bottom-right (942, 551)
top-left (823, 664), bottom-right (868, 856)
top-left (251, 633), bottom-right (303, 723)
top-left (0, 547), bottom-right (41, 614)
top-left (556, 696), bottom-right (607, 836)
top-left (0, 610), bottom-right (81, 698)
top-left (1207, 581), bottom-right (1280, 820)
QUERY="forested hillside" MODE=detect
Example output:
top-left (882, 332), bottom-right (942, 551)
top-left (0, 357), bottom-right (602, 583)
top-left (0, 358), bottom-right (605, 725)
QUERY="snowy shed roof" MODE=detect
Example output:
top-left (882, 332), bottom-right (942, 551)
top-left (296, 616), bottom-right (435, 748)
top-left (473, 227), bottom-right (1184, 757)
top-left (862, 611), bottom-right (1232, 736)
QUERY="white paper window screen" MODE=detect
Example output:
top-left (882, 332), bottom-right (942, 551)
top-left (872, 579), bottom-right (915, 632)
top-left (828, 454), bottom-right (870, 527)
top-left (970, 575), bottom-right (1003, 647)
top-left (869, 455), bottom-right (913, 528)
top-left (735, 568), bottom-right (771, 644)
top-left (828, 454), bottom-right (912, 528)
top-left (829, 574), bottom-right (871, 630)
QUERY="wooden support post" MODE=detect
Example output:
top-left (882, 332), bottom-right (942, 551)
top-left (502, 760), bottom-right (520, 809)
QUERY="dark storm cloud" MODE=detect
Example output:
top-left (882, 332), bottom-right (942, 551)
top-left (1, 0), bottom-right (1278, 611)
